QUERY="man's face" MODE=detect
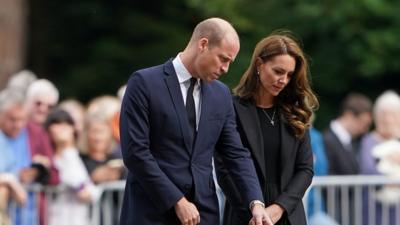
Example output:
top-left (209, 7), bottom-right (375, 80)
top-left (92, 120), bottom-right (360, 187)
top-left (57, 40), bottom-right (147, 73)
top-left (194, 37), bottom-right (240, 82)
top-left (351, 112), bottom-right (372, 138)
top-left (0, 104), bottom-right (28, 138)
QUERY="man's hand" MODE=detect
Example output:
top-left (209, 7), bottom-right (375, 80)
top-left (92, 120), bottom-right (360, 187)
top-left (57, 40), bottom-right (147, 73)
top-left (19, 168), bottom-right (38, 184)
top-left (265, 204), bottom-right (285, 224)
top-left (91, 165), bottom-right (122, 183)
top-left (174, 197), bottom-right (200, 225)
top-left (249, 204), bottom-right (273, 225)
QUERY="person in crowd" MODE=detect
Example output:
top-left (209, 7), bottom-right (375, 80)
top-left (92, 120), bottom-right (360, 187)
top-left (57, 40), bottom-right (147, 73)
top-left (307, 116), bottom-right (339, 225)
top-left (80, 114), bottom-right (123, 184)
top-left (0, 89), bottom-right (58, 225)
top-left (85, 95), bottom-right (122, 158)
top-left (6, 70), bottom-right (37, 95)
top-left (0, 89), bottom-right (58, 184)
top-left (59, 99), bottom-right (87, 150)
top-left (25, 79), bottom-right (59, 125)
top-left (307, 114), bottom-right (329, 215)
top-left (323, 92), bottom-right (372, 224)
top-left (119, 17), bottom-right (270, 225)
top-left (359, 90), bottom-right (400, 225)
top-left (59, 99), bottom-right (86, 138)
top-left (323, 92), bottom-right (372, 175)
top-left (215, 32), bottom-right (318, 225)
top-left (44, 109), bottom-right (100, 225)
top-left (0, 132), bottom-right (26, 225)
top-left (80, 112), bottom-right (124, 225)
top-left (360, 90), bottom-right (400, 174)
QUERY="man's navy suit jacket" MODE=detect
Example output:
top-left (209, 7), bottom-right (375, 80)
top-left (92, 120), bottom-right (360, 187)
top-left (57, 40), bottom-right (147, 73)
top-left (119, 60), bottom-right (263, 225)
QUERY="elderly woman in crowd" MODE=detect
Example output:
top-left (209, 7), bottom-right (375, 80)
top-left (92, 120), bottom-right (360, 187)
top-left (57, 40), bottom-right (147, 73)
top-left (359, 90), bottom-right (400, 225)
top-left (26, 79), bottom-right (59, 125)
top-left (80, 113), bottom-right (123, 184)
top-left (360, 90), bottom-right (400, 174)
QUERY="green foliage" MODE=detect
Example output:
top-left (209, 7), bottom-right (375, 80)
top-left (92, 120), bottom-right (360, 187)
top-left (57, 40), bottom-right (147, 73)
top-left (28, 0), bottom-right (400, 128)
top-left (29, 0), bottom-right (196, 102)
top-left (184, 0), bottom-right (400, 127)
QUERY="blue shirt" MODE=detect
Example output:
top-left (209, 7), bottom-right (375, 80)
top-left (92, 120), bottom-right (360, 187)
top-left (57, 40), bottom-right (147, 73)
top-left (5, 128), bottom-right (31, 175)
top-left (0, 131), bottom-right (15, 173)
top-left (308, 128), bottom-right (329, 216)
top-left (2, 128), bottom-right (37, 225)
top-left (310, 127), bottom-right (328, 176)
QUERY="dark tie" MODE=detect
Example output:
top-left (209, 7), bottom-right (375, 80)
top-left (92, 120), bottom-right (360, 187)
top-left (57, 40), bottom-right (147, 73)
top-left (186, 78), bottom-right (197, 141)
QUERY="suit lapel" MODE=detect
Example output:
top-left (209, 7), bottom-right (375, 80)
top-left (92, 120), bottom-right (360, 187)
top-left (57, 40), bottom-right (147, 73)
top-left (234, 99), bottom-right (266, 179)
top-left (163, 61), bottom-right (192, 152)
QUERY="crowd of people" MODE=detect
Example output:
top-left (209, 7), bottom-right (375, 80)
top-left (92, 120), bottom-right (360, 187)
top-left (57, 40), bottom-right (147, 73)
top-left (0, 17), bottom-right (400, 225)
top-left (0, 71), bottom-right (126, 225)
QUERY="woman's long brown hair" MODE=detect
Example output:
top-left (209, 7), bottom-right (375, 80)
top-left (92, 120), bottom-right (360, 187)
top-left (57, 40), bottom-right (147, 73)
top-left (234, 31), bottom-right (319, 138)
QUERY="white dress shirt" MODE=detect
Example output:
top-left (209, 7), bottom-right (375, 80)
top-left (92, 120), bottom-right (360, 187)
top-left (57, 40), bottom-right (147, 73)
top-left (330, 120), bottom-right (352, 151)
top-left (172, 54), bottom-right (201, 130)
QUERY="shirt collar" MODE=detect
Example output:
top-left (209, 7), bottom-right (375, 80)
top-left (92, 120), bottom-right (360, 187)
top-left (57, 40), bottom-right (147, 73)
top-left (330, 120), bottom-right (352, 146)
top-left (172, 54), bottom-right (194, 84)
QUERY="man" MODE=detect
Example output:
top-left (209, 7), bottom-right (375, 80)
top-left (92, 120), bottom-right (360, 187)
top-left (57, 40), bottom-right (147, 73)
top-left (119, 18), bottom-right (271, 225)
top-left (0, 89), bottom-right (58, 185)
top-left (324, 93), bottom-right (373, 175)
top-left (323, 93), bottom-right (372, 225)
top-left (0, 89), bottom-right (58, 225)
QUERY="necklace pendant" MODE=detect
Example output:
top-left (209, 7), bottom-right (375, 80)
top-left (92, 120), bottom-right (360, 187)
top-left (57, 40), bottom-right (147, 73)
top-left (270, 120), bottom-right (275, 126)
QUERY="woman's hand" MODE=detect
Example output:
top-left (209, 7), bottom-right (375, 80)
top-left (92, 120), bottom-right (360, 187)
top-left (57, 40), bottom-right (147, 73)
top-left (265, 204), bottom-right (285, 224)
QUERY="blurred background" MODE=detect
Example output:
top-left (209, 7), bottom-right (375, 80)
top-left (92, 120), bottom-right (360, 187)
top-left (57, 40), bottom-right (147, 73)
top-left (1, 0), bottom-right (400, 128)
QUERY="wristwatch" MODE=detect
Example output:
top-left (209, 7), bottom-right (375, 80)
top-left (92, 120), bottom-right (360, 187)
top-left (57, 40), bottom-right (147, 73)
top-left (249, 200), bottom-right (265, 210)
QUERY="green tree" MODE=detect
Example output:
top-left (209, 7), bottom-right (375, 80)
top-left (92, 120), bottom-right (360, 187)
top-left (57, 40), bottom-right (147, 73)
top-left (28, 0), bottom-right (400, 128)
top-left (186, 0), bottom-right (400, 127)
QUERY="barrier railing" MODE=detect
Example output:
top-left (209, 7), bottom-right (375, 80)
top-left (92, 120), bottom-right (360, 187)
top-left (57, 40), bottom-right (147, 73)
top-left (4, 176), bottom-right (400, 225)
top-left (305, 175), bottom-right (400, 225)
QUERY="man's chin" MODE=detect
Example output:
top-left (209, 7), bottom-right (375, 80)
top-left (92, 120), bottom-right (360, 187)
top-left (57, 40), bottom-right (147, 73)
top-left (209, 75), bottom-right (220, 82)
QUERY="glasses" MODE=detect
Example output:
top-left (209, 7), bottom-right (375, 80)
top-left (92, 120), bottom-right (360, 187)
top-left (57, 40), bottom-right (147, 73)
top-left (35, 100), bottom-right (56, 110)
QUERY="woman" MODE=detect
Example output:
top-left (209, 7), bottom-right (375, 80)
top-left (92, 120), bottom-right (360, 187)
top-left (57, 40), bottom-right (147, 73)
top-left (360, 90), bottom-right (400, 175)
top-left (45, 109), bottom-right (99, 225)
top-left (80, 115), bottom-right (123, 184)
top-left (215, 32), bottom-right (318, 225)
top-left (359, 90), bottom-right (400, 225)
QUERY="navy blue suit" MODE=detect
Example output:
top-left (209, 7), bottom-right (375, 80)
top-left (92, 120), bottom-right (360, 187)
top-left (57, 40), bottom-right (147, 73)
top-left (119, 60), bottom-right (263, 225)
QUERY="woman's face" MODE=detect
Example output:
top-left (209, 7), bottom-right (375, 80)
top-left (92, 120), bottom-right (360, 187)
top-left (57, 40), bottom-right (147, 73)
top-left (48, 122), bottom-right (75, 146)
top-left (87, 122), bottom-right (112, 153)
top-left (29, 95), bottom-right (57, 125)
top-left (257, 54), bottom-right (296, 98)
top-left (376, 108), bottom-right (400, 139)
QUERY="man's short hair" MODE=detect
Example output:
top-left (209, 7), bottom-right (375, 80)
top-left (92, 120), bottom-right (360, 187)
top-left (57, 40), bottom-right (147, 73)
top-left (340, 93), bottom-right (372, 116)
top-left (0, 89), bottom-right (26, 114)
top-left (191, 18), bottom-right (238, 48)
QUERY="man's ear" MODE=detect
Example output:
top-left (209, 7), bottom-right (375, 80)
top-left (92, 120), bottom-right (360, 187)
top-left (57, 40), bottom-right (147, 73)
top-left (198, 38), bottom-right (209, 52)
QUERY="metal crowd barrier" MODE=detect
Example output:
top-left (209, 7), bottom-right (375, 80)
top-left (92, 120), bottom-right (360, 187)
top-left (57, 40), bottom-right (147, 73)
top-left (305, 175), bottom-right (400, 225)
top-left (4, 176), bottom-right (400, 225)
